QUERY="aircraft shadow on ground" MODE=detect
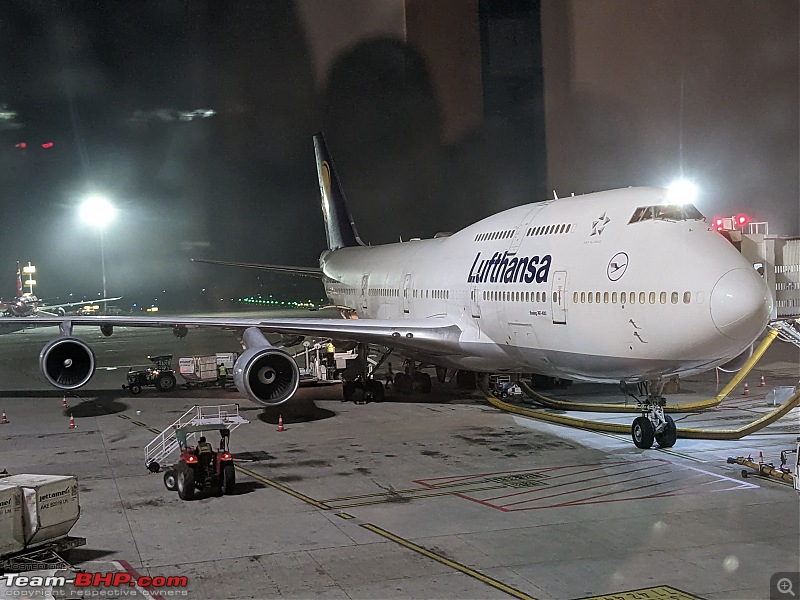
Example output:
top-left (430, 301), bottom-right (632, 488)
top-left (257, 399), bottom-right (336, 425)
top-left (64, 398), bottom-right (128, 418)
top-left (0, 389), bottom-right (124, 399)
top-left (63, 547), bottom-right (116, 564)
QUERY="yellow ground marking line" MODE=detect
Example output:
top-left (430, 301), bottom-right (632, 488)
top-left (235, 465), bottom-right (331, 510)
top-left (337, 513), bottom-right (355, 519)
top-left (360, 523), bottom-right (538, 600)
top-left (328, 485), bottom-right (505, 509)
top-left (519, 327), bottom-right (779, 413)
top-left (576, 584), bottom-right (703, 599)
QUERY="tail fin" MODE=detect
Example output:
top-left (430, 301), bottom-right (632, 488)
top-left (15, 262), bottom-right (22, 297)
top-left (313, 133), bottom-right (363, 250)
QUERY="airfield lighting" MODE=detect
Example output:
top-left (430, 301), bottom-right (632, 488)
top-left (22, 263), bottom-right (36, 295)
top-left (666, 179), bottom-right (698, 204)
top-left (80, 194), bottom-right (116, 312)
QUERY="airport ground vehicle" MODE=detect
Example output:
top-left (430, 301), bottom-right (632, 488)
top-left (122, 354), bottom-right (177, 394)
top-left (161, 424), bottom-right (236, 500)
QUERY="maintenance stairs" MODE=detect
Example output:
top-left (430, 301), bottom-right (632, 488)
top-left (144, 404), bottom-right (249, 471)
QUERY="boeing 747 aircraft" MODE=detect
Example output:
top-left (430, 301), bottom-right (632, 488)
top-left (6, 134), bottom-right (773, 449)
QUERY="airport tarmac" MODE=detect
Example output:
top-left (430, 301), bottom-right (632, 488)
top-left (0, 316), bottom-right (798, 599)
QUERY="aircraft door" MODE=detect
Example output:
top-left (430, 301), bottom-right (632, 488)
top-left (360, 274), bottom-right (369, 312)
top-left (402, 273), bottom-right (412, 316)
top-left (508, 206), bottom-right (542, 255)
top-left (551, 271), bottom-right (567, 324)
top-left (470, 285), bottom-right (481, 319)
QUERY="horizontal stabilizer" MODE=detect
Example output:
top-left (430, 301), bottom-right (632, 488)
top-left (192, 258), bottom-right (323, 279)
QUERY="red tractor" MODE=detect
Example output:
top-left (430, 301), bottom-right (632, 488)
top-left (162, 425), bottom-right (236, 500)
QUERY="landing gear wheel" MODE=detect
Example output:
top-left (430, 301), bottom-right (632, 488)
top-left (342, 381), bottom-right (356, 402)
top-left (130, 384), bottom-right (141, 395)
top-left (655, 415), bottom-right (677, 448)
top-left (177, 468), bottom-right (195, 500)
top-left (435, 366), bottom-right (447, 383)
top-left (343, 381), bottom-right (366, 403)
top-left (456, 370), bottom-right (476, 389)
top-left (163, 470), bottom-right (177, 491)
top-left (221, 465), bottom-right (236, 495)
top-left (366, 379), bottom-right (385, 402)
top-left (631, 416), bottom-right (655, 449)
top-left (394, 372), bottom-right (413, 394)
top-left (155, 373), bottom-right (177, 392)
top-left (412, 372), bottom-right (432, 393)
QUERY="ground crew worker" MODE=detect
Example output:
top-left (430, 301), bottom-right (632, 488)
top-left (218, 362), bottom-right (228, 389)
top-left (326, 341), bottom-right (335, 367)
top-left (385, 362), bottom-right (394, 389)
top-left (196, 435), bottom-right (214, 470)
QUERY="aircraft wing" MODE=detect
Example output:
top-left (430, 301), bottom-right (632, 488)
top-left (35, 297), bottom-right (123, 315)
top-left (191, 258), bottom-right (324, 278)
top-left (0, 315), bottom-right (463, 355)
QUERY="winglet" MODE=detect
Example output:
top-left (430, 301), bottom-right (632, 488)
top-left (313, 133), bottom-right (363, 250)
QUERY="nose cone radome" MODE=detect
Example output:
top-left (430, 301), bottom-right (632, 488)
top-left (710, 268), bottom-right (773, 342)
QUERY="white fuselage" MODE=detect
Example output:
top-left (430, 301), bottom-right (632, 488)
top-left (320, 188), bottom-right (773, 383)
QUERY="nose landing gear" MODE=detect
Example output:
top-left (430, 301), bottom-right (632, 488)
top-left (630, 379), bottom-right (677, 449)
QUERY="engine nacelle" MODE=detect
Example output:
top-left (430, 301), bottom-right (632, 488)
top-left (233, 328), bottom-right (300, 406)
top-left (39, 337), bottom-right (96, 390)
top-left (718, 344), bottom-right (754, 373)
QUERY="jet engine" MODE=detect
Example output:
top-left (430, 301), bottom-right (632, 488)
top-left (233, 327), bottom-right (300, 406)
top-left (39, 337), bottom-right (96, 389)
top-left (717, 343), bottom-right (754, 373)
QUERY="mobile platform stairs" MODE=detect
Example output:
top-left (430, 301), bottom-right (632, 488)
top-left (144, 404), bottom-right (249, 472)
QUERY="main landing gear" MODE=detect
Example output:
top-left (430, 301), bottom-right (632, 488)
top-left (628, 379), bottom-right (677, 449)
top-left (342, 343), bottom-right (386, 403)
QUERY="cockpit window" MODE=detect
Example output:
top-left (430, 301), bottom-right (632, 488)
top-left (628, 203), bottom-right (705, 224)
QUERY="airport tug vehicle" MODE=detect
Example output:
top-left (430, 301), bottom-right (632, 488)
top-left (162, 424), bottom-right (236, 500)
top-left (123, 354), bottom-right (177, 395)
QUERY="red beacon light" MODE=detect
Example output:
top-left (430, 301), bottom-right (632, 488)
top-left (735, 214), bottom-right (749, 227)
top-left (714, 217), bottom-right (725, 231)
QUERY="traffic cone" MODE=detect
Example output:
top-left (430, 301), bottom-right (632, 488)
top-left (758, 451), bottom-right (764, 464)
top-left (68, 414), bottom-right (76, 430)
top-left (1, 411), bottom-right (8, 425)
top-left (276, 415), bottom-right (285, 432)
top-left (759, 375), bottom-right (766, 387)
top-left (62, 396), bottom-right (68, 410)
top-left (743, 382), bottom-right (750, 396)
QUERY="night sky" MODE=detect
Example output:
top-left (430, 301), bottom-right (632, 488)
top-left (0, 1), bottom-right (797, 311)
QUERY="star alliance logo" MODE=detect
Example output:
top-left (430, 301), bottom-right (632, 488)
top-left (591, 212), bottom-right (611, 236)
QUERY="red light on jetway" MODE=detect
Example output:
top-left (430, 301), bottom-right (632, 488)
top-left (714, 218), bottom-right (725, 231)
top-left (736, 214), bottom-right (749, 226)
top-left (41, 142), bottom-right (54, 149)
top-left (15, 142), bottom-right (26, 149)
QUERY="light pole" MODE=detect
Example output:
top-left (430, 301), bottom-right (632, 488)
top-left (80, 195), bottom-right (115, 313)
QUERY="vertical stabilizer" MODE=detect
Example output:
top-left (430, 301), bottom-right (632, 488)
top-left (15, 262), bottom-right (22, 297)
top-left (313, 133), bottom-right (363, 250)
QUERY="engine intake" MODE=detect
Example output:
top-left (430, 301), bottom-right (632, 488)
top-left (40, 337), bottom-right (96, 390)
top-left (233, 328), bottom-right (300, 406)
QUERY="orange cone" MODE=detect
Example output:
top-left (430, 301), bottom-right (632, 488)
top-left (276, 415), bottom-right (285, 432)
top-left (1, 411), bottom-right (8, 425)
top-left (743, 382), bottom-right (749, 396)
top-left (759, 375), bottom-right (765, 387)
top-left (62, 396), bottom-right (68, 410)
top-left (758, 451), bottom-right (764, 464)
top-left (68, 414), bottom-right (76, 430)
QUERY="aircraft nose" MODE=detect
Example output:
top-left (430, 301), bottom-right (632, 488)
top-left (710, 268), bottom-right (772, 342)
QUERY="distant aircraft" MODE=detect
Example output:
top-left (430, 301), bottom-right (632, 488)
top-left (0, 261), bottom-right (121, 317)
top-left (11, 134), bottom-right (774, 449)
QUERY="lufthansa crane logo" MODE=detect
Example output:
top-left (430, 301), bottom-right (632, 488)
top-left (607, 252), bottom-right (629, 281)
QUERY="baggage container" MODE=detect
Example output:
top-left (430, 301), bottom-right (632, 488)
top-left (2, 474), bottom-right (80, 547)
top-left (0, 483), bottom-right (24, 556)
top-left (179, 355), bottom-right (218, 384)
